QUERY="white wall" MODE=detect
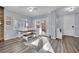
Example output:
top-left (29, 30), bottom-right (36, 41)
top-left (48, 11), bottom-right (56, 39)
top-left (4, 9), bottom-right (61, 40)
top-left (4, 9), bottom-right (26, 40)
top-left (63, 15), bottom-right (75, 36)
top-left (33, 11), bottom-right (57, 39)
top-left (57, 13), bottom-right (79, 37)
top-left (34, 17), bottom-right (49, 36)
top-left (75, 14), bottom-right (79, 37)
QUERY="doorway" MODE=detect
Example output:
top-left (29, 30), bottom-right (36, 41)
top-left (63, 15), bottom-right (75, 36)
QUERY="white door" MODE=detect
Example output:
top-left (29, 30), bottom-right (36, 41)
top-left (63, 15), bottom-right (75, 36)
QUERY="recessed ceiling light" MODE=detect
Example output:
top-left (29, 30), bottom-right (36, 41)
top-left (27, 7), bottom-right (37, 12)
top-left (65, 7), bottom-right (76, 12)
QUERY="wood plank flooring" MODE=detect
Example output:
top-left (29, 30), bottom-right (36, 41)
top-left (0, 38), bottom-right (33, 53)
top-left (0, 36), bottom-right (79, 53)
top-left (51, 36), bottom-right (79, 53)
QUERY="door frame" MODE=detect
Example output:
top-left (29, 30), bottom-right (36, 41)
top-left (63, 14), bottom-right (75, 36)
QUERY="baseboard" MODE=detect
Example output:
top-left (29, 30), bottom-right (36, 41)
top-left (74, 36), bottom-right (79, 38)
top-left (4, 35), bottom-right (18, 40)
top-left (63, 35), bottom-right (74, 37)
top-left (62, 35), bottom-right (79, 38)
top-left (51, 36), bottom-right (56, 39)
top-left (54, 37), bottom-right (62, 40)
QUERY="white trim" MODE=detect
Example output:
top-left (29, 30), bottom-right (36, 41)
top-left (4, 35), bottom-right (18, 40)
top-left (63, 34), bottom-right (75, 37)
top-left (74, 35), bottom-right (79, 38)
top-left (51, 36), bottom-right (56, 39)
top-left (63, 34), bottom-right (79, 38)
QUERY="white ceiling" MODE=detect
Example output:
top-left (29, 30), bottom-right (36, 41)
top-left (5, 6), bottom-right (79, 17)
top-left (5, 6), bottom-right (62, 16)
top-left (57, 6), bottom-right (79, 15)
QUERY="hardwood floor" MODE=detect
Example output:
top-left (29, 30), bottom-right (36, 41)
top-left (51, 36), bottom-right (79, 53)
top-left (0, 36), bottom-right (79, 53)
top-left (0, 38), bottom-right (33, 53)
